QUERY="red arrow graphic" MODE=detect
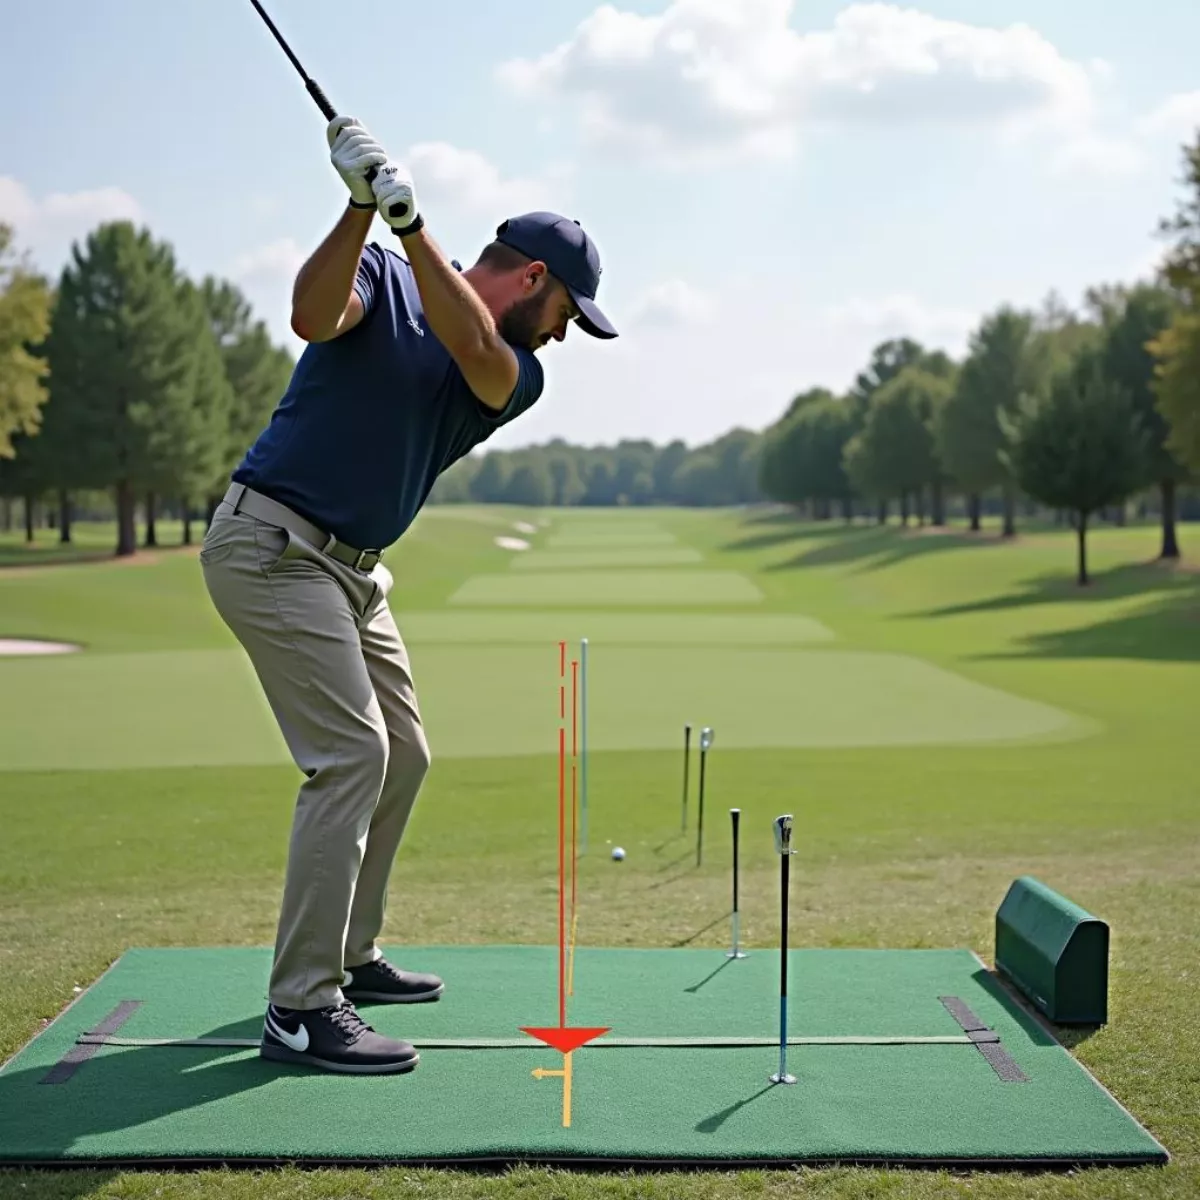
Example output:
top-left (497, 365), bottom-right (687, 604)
top-left (520, 1025), bottom-right (611, 1055)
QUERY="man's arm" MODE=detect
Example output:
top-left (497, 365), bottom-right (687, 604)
top-left (290, 205), bottom-right (375, 343)
top-left (399, 225), bottom-right (519, 412)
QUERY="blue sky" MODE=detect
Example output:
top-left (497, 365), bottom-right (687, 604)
top-left (3, 0), bottom-right (1198, 451)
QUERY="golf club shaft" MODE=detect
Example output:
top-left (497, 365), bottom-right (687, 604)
top-left (696, 747), bottom-right (706, 866)
top-left (249, 0), bottom-right (336, 119)
top-left (249, 0), bottom-right (407, 219)
top-left (729, 807), bottom-right (742, 958)
top-left (779, 851), bottom-right (790, 1078)
top-left (731, 808), bottom-right (740, 916)
top-left (682, 725), bottom-right (691, 832)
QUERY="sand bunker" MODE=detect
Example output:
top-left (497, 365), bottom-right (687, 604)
top-left (494, 537), bottom-right (531, 552)
top-left (0, 639), bottom-right (81, 656)
top-left (514, 522), bottom-right (538, 535)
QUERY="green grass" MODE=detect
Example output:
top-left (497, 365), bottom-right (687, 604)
top-left (1, 506), bottom-right (1198, 1197)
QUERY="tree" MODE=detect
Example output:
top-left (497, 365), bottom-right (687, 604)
top-left (144, 278), bottom-right (235, 546)
top-left (652, 439), bottom-right (689, 503)
top-left (1002, 349), bottom-right (1148, 585)
top-left (759, 397), bottom-right (854, 516)
top-left (672, 452), bottom-right (721, 506)
top-left (470, 452), bottom-right (510, 502)
top-left (935, 307), bottom-right (1040, 536)
top-left (848, 339), bottom-right (928, 424)
top-left (848, 367), bottom-right (948, 524)
top-left (1147, 129), bottom-right (1200, 483)
top-left (44, 222), bottom-right (231, 555)
top-left (1158, 132), bottom-right (1200, 306)
top-left (1090, 283), bottom-right (1185, 558)
top-left (782, 386), bottom-right (837, 422)
top-left (503, 460), bottom-right (552, 507)
top-left (0, 224), bottom-right (53, 459)
top-left (1149, 311), bottom-right (1200, 474)
top-left (546, 448), bottom-right (585, 506)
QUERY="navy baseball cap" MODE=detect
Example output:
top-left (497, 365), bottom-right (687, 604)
top-left (495, 212), bottom-right (618, 340)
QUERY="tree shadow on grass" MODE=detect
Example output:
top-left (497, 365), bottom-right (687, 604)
top-left (722, 515), bottom-right (861, 555)
top-left (764, 524), bottom-right (997, 573)
top-left (0, 546), bottom-right (114, 570)
top-left (991, 594), bottom-right (1200, 663)
top-left (901, 560), bottom-right (1200, 663)
top-left (917, 561), bottom-right (1196, 619)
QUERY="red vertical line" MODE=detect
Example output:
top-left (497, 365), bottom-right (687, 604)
top-left (558, 725), bottom-right (566, 1029)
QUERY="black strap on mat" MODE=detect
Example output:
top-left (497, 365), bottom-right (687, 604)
top-left (939, 996), bottom-right (1028, 1083)
top-left (39, 1001), bottom-right (142, 1085)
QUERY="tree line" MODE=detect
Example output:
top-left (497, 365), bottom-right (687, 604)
top-left (0, 222), bottom-right (295, 555)
top-left (1, 133), bottom-right (1199, 582)
top-left (775, 134), bottom-right (1200, 585)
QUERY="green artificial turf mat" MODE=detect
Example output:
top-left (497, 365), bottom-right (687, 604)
top-left (0, 946), bottom-right (1167, 1168)
top-left (448, 571), bottom-right (763, 606)
top-left (0, 646), bottom-right (1083, 771)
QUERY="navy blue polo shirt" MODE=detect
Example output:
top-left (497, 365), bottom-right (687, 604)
top-left (231, 241), bottom-right (544, 549)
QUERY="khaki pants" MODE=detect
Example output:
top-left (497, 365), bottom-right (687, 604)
top-left (199, 498), bottom-right (431, 1010)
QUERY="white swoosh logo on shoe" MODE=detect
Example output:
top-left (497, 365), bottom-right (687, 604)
top-left (266, 1011), bottom-right (309, 1053)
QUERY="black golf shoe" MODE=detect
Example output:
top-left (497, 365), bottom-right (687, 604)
top-left (260, 999), bottom-right (419, 1074)
top-left (341, 957), bottom-right (445, 1004)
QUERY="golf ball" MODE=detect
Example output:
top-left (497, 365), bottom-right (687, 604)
top-left (612, 847), bottom-right (626, 861)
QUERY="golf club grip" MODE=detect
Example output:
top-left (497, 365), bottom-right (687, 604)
top-left (780, 854), bottom-right (789, 997)
top-left (731, 810), bottom-right (739, 908)
top-left (306, 78), bottom-right (336, 121)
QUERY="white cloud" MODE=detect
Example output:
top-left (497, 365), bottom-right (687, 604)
top-left (1053, 133), bottom-right (1146, 178)
top-left (1139, 90), bottom-right (1200, 139)
top-left (497, 0), bottom-right (1105, 165)
top-left (405, 143), bottom-right (571, 217)
top-left (628, 279), bottom-right (718, 327)
top-left (0, 176), bottom-right (143, 260)
top-left (822, 293), bottom-right (979, 355)
top-left (229, 238), bottom-right (306, 288)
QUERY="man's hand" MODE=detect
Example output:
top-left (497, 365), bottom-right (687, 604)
top-left (327, 116), bottom-right (387, 209)
top-left (371, 159), bottom-right (424, 235)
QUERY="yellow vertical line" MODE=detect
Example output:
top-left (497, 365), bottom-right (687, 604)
top-left (568, 909), bottom-right (578, 997)
top-left (562, 1051), bottom-right (573, 1127)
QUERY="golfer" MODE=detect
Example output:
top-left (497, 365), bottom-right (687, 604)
top-left (200, 115), bottom-right (617, 1075)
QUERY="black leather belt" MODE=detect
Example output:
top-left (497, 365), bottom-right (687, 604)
top-left (222, 483), bottom-right (383, 572)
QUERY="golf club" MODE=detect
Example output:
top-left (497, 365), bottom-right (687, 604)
top-left (771, 813), bottom-right (798, 1085)
top-left (727, 808), bottom-right (747, 960)
top-left (248, 0), bottom-right (412, 223)
top-left (696, 726), bottom-right (713, 866)
top-left (681, 724), bottom-right (692, 832)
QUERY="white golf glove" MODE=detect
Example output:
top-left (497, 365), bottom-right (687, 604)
top-left (372, 159), bottom-right (423, 235)
top-left (327, 116), bottom-right (387, 209)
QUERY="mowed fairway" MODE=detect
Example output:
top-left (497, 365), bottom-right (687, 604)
top-left (0, 506), bottom-right (1197, 1198)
